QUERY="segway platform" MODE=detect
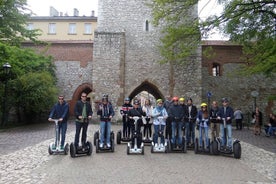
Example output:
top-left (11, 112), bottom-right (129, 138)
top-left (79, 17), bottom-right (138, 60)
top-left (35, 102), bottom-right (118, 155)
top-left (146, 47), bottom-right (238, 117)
top-left (94, 129), bottom-right (115, 153)
top-left (48, 119), bottom-right (69, 155)
top-left (211, 137), bottom-right (241, 159)
top-left (70, 141), bottom-right (93, 158)
top-left (194, 137), bottom-right (211, 154)
top-left (116, 130), bottom-right (131, 144)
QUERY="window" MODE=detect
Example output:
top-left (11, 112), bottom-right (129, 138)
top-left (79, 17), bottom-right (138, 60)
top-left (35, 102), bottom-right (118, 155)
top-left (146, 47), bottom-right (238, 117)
top-left (212, 63), bottom-right (220, 76)
top-left (48, 23), bottom-right (56, 34)
top-left (26, 23), bottom-right (34, 30)
top-left (68, 23), bottom-right (76, 34)
top-left (145, 20), bottom-right (149, 31)
top-left (84, 23), bottom-right (92, 34)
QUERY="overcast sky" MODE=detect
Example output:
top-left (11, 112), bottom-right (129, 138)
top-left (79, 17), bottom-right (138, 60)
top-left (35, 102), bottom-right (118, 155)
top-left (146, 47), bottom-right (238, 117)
top-left (26, 0), bottom-right (225, 39)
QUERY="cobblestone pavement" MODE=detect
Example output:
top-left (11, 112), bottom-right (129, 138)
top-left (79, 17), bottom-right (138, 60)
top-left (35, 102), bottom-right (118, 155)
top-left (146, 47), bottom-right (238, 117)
top-left (0, 122), bottom-right (275, 184)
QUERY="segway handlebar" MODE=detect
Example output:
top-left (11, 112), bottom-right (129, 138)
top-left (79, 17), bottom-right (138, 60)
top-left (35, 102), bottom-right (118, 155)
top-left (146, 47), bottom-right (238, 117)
top-left (48, 118), bottom-right (61, 124)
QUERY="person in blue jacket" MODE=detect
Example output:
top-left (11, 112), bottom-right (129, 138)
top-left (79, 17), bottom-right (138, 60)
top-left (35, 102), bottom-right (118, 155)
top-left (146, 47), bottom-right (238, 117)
top-left (48, 95), bottom-right (69, 150)
top-left (168, 96), bottom-right (184, 147)
top-left (217, 98), bottom-right (234, 151)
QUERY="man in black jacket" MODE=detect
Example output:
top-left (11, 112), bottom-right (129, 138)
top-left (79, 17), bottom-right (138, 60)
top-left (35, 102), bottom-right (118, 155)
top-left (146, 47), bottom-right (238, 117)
top-left (74, 92), bottom-right (93, 148)
top-left (184, 98), bottom-right (198, 147)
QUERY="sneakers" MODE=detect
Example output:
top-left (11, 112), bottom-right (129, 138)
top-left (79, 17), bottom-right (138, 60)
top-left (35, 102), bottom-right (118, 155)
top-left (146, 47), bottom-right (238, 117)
top-left (160, 143), bottom-right (164, 148)
top-left (99, 143), bottom-right (103, 148)
top-left (60, 145), bottom-right (64, 151)
top-left (154, 143), bottom-right (158, 148)
top-left (107, 143), bottom-right (111, 148)
top-left (52, 144), bottom-right (56, 150)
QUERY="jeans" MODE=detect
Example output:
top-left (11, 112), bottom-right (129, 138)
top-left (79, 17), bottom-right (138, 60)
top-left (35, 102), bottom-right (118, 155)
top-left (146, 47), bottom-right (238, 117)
top-left (122, 116), bottom-right (131, 138)
top-left (100, 121), bottom-right (111, 144)
top-left (171, 121), bottom-right (183, 145)
top-left (199, 126), bottom-right (209, 147)
top-left (185, 122), bottom-right (195, 144)
top-left (268, 126), bottom-right (276, 136)
top-left (57, 122), bottom-right (67, 147)
top-left (220, 123), bottom-right (232, 148)
top-left (153, 124), bottom-right (165, 144)
top-left (74, 121), bottom-right (88, 147)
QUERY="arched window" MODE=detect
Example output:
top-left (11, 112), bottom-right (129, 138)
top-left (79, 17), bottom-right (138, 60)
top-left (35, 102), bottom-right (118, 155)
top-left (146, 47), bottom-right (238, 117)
top-left (145, 20), bottom-right (149, 31)
top-left (212, 63), bottom-right (220, 76)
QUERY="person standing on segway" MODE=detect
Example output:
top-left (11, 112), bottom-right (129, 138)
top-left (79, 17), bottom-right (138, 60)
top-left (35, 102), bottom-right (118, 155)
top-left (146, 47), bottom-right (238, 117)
top-left (217, 98), bottom-right (234, 151)
top-left (196, 103), bottom-right (210, 151)
top-left (120, 97), bottom-right (133, 139)
top-left (168, 96), bottom-right (184, 148)
top-left (74, 92), bottom-right (93, 149)
top-left (128, 99), bottom-right (146, 148)
top-left (152, 99), bottom-right (168, 148)
top-left (209, 101), bottom-right (220, 141)
top-left (48, 95), bottom-right (69, 150)
top-left (142, 99), bottom-right (153, 141)
top-left (184, 98), bottom-right (198, 148)
top-left (97, 95), bottom-right (115, 148)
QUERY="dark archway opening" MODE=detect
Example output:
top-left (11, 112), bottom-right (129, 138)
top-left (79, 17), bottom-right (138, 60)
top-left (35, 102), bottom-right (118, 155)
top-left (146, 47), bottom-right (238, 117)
top-left (128, 80), bottom-right (163, 106)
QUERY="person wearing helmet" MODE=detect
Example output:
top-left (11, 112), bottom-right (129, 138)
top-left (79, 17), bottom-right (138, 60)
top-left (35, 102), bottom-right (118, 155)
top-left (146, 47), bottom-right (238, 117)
top-left (97, 95), bottom-right (115, 148)
top-left (128, 99), bottom-right (146, 148)
top-left (196, 103), bottom-right (209, 151)
top-left (168, 96), bottom-right (184, 147)
top-left (183, 98), bottom-right (198, 147)
top-left (120, 97), bottom-right (133, 138)
top-left (179, 97), bottom-right (186, 108)
top-left (209, 101), bottom-right (220, 141)
top-left (217, 98), bottom-right (234, 151)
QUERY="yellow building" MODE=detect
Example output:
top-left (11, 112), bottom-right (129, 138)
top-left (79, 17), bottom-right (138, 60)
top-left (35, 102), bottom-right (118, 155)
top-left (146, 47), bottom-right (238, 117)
top-left (27, 14), bottom-right (97, 41)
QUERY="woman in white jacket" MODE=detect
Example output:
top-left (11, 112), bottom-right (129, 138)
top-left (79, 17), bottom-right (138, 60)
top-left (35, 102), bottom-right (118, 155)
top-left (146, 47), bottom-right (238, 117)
top-left (152, 99), bottom-right (168, 148)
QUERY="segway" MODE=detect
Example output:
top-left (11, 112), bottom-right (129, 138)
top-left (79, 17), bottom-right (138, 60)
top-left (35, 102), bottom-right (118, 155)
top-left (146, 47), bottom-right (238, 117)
top-left (186, 118), bottom-right (196, 150)
top-left (94, 121), bottom-right (115, 153)
top-left (48, 119), bottom-right (69, 155)
top-left (70, 119), bottom-right (93, 158)
top-left (211, 118), bottom-right (241, 159)
top-left (117, 114), bottom-right (131, 144)
top-left (168, 120), bottom-right (187, 153)
top-left (151, 117), bottom-right (168, 153)
top-left (194, 120), bottom-right (211, 154)
top-left (142, 116), bottom-right (152, 145)
top-left (127, 116), bottom-right (144, 155)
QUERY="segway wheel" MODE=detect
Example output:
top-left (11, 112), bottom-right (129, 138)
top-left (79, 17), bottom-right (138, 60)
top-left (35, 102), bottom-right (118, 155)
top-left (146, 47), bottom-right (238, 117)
top-left (167, 140), bottom-right (171, 153)
top-left (70, 143), bottom-right (76, 158)
top-left (48, 145), bottom-right (53, 155)
top-left (233, 142), bottom-right (241, 159)
top-left (212, 140), bottom-right (219, 155)
top-left (182, 137), bottom-right (187, 153)
top-left (111, 140), bottom-right (115, 152)
top-left (141, 146), bottom-right (144, 155)
top-left (116, 131), bottom-right (121, 144)
top-left (64, 143), bottom-right (69, 155)
top-left (127, 145), bottom-right (130, 155)
top-left (87, 141), bottom-right (93, 156)
top-left (151, 145), bottom-right (154, 153)
top-left (194, 138), bottom-right (199, 154)
top-left (94, 131), bottom-right (99, 146)
top-left (96, 139), bottom-right (100, 153)
top-left (111, 131), bottom-right (115, 140)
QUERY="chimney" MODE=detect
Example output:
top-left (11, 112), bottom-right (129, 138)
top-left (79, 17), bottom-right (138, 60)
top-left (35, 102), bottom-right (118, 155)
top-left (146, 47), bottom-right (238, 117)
top-left (91, 10), bottom-right (95, 17)
top-left (73, 8), bottom-right (79, 16)
top-left (50, 6), bottom-right (59, 16)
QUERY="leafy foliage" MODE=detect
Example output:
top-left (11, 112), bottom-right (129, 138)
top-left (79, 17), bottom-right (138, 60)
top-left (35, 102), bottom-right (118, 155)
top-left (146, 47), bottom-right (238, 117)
top-left (0, 0), bottom-right (40, 45)
top-left (150, 0), bottom-right (200, 64)
top-left (201, 0), bottom-right (276, 76)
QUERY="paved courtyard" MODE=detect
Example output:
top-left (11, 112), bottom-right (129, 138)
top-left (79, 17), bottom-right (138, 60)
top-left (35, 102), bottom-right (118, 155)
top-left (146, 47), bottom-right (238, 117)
top-left (0, 121), bottom-right (275, 184)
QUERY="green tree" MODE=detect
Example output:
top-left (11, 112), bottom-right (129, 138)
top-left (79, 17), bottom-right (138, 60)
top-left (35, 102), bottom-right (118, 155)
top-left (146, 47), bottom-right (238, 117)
top-left (201, 0), bottom-right (276, 77)
top-left (0, 43), bottom-right (57, 123)
top-left (0, 0), bottom-right (40, 45)
top-left (0, 0), bottom-right (57, 124)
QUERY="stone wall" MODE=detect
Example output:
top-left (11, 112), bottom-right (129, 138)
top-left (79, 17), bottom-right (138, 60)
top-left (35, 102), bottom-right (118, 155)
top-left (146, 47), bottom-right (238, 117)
top-left (93, 0), bottom-right (202, 120)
